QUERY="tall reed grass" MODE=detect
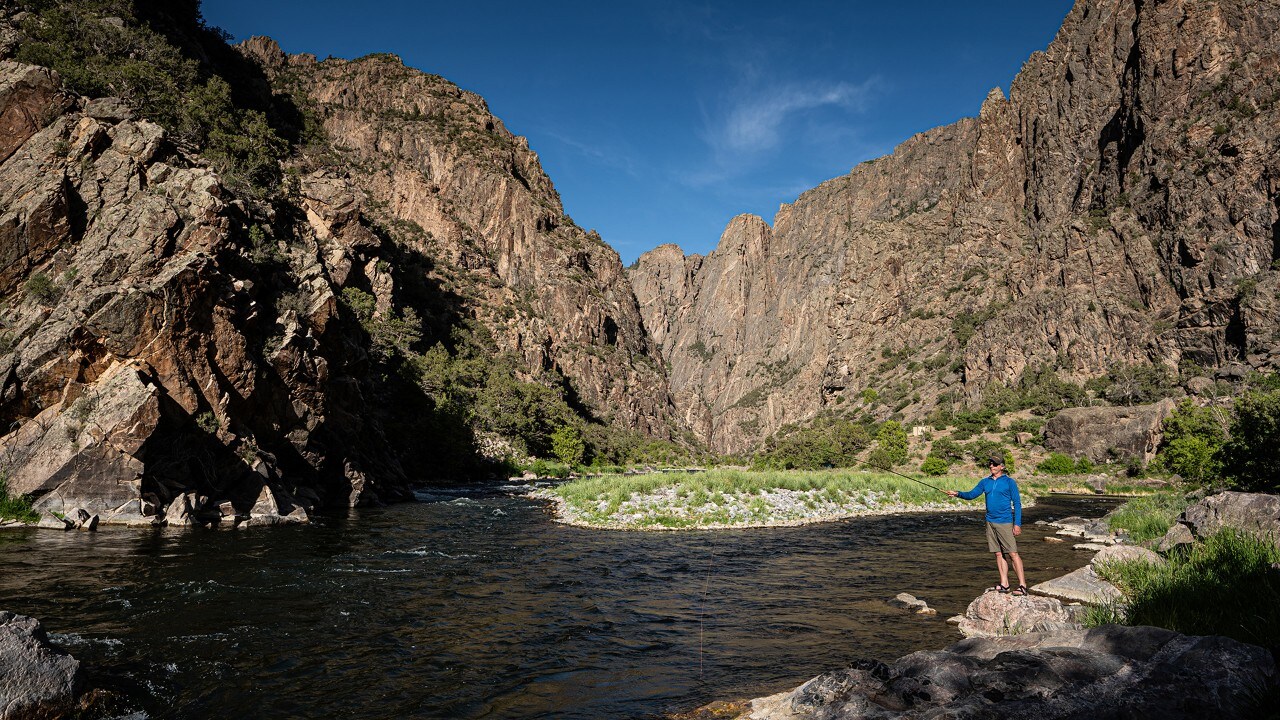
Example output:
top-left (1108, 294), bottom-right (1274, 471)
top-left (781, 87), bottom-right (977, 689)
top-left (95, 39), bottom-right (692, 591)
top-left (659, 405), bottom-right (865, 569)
top-left (1105, 492), bottom-right (1192, 542)
top-left (1093, 528), bottom-right (1280, 647)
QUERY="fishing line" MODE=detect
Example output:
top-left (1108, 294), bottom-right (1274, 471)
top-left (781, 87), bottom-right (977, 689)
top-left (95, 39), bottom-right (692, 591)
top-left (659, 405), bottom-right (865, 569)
top-left (697, 537), bottom-right (715, 678)
top-left (870, 464), bottom-right (950, 494)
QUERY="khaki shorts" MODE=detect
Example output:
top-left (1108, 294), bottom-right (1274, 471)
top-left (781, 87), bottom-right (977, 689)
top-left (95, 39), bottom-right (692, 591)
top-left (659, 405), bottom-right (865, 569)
top-left (986, 522), bottom-right (1018, 554)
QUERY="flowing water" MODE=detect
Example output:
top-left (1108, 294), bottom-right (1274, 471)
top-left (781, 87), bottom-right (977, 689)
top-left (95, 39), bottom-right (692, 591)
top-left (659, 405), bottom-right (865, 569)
top-left (0, 487), bottom-right (1118, 719)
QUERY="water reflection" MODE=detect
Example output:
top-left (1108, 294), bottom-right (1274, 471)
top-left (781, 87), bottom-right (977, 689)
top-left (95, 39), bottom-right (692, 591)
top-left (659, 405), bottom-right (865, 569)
top-left (0, 491), bottom-right (1118, 719)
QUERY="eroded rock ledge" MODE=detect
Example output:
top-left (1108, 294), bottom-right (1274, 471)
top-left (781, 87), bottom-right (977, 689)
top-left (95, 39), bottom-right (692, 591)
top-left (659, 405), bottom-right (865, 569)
top-left (737, 625), bottom-right (1276, 719)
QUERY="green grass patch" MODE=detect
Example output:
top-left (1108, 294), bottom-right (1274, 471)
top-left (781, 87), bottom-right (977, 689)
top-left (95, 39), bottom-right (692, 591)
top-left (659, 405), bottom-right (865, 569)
top-left (1093, 529), bottom-right (1280, 647)
top-left (0, 475), bottom-right (39, 524)
top-left (1105, 492), bottom-right (1191, 542)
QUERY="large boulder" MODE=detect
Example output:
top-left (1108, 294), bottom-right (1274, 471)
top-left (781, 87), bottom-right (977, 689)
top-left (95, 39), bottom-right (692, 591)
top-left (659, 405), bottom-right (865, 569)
top-left (742, 625), bottom-right (1277, 719)
top-left (1043, 400), bottom-right (1175, 463)
top-left (1181, 491), bottom-right (1280, 544)
top-left (952, 591), bottom-right (1083, 638)
top-left (0, 611), bottom-right (82, 720)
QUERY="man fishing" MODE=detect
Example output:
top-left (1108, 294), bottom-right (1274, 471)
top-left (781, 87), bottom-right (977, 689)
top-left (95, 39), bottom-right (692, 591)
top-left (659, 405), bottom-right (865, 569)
top-left (946, 455), bottom-right (1026, 596)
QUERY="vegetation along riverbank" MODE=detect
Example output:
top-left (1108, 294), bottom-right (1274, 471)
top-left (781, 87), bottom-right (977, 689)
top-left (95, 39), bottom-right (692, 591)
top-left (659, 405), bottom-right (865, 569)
top-left (532, 468), bottom-right (1158, 530)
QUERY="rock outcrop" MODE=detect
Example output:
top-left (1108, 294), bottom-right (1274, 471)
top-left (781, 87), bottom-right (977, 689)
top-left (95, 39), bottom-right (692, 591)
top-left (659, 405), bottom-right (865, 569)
top-left (0, 611), bottom-right (82, 720)
top-left (1179, 490), bottom-right (1280, 543)
top-left (1032, 543), bottom-right (1163, 605)
top-left (240, 38), bottom-right (674, 437)
top-left (739, 625), bottom-right (1277, 719)
top-left (632, 0), bottom-right (1280, 452)
top-left (1043, 399), bottom-right (1175, 462)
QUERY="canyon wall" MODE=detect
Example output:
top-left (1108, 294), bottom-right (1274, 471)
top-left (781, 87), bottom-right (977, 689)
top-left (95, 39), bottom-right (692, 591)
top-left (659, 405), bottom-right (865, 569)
top-left (632, 0), bottom-right (1280, 452)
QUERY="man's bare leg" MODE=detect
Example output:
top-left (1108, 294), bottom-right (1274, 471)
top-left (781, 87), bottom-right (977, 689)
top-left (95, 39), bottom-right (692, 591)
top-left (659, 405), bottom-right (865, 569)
top-left (994, 552), bottom-right (1010, 588)
top-left (1010, 552), bottom-right (1027, 589)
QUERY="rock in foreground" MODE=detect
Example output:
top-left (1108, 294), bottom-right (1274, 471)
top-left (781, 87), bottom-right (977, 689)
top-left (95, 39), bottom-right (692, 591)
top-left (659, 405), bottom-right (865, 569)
top-left (951, 591), bottom-right (1082, 638)
top-left (0, 611), bottom-right (82, 720)
top-left (741, 625), bottom-right (1276, 719)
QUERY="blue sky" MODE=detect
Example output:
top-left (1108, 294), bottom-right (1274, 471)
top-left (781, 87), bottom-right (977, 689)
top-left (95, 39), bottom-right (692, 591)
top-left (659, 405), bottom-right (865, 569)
top-left (202, 1), bottom-right (1074, 263)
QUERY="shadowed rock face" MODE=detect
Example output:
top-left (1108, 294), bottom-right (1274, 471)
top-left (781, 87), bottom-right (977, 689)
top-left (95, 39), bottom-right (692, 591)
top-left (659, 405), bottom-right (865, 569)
top-left (240, 39), bottom-right (674, 437)
top-left (0, 52), bottom-right (409, 521)
top-left (0, 18), bottom-right (673, 524)
top-left (742, 625), bottom-right (1277, 720)
top-left (632, 0), bottom-right (1280, 453)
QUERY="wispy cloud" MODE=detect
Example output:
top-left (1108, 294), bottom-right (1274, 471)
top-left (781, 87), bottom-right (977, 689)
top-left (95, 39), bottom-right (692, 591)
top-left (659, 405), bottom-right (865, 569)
top-left (544, 130), bottom-right (642, 178)
top-left (717, 80), bottom-right (876, 154)
top-left (678, 76), bottom-right (880, 189)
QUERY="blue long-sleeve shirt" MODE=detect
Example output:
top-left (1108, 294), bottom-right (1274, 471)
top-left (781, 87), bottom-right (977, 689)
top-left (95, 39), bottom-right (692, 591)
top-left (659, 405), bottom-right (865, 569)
top-left (958, 474), bottom-right (1022, 526)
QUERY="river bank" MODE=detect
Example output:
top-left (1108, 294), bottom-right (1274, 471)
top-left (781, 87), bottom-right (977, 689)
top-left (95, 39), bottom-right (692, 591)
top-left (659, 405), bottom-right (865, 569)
top-left (530, 468), bottom-right (1160, 531)
top-left (680, 490), bottom-right (1280, 719)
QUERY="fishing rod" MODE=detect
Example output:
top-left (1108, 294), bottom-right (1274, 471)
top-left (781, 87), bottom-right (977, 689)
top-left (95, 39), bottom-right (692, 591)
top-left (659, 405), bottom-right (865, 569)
top-left (869, 463), bottom-right (951, 494)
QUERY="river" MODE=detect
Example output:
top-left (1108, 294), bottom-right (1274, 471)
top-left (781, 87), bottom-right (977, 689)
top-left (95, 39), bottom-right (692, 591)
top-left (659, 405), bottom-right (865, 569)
top-left (0, 487), bottom-right (1118, 719)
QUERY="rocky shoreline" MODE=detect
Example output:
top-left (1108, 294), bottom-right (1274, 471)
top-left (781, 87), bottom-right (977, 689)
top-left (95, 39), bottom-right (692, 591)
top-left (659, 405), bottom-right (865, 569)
top-left (678, 491), bottom-right (1280, 719)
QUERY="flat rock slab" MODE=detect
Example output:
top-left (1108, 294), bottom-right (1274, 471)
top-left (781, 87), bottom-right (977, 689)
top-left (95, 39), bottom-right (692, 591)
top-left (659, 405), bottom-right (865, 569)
top-left (0, 611), bottom-right (82, 720)
top-left (742, 625), bottom-right (1277, 719)
top-left (1031, 565), bottom-right (1122, 605)
top-left (955, 591), bottom-right (1081, 638)
top-left (1091, 544), bottom-right (1164, 567)
top-left (885, 593), bottom-right (936, 615)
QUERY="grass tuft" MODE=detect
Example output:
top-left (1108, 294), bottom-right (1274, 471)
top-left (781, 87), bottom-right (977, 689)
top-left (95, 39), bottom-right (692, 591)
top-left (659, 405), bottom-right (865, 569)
top-left (1093, 528), bottom-right (1280, 647)
top-left (1105, 492), bottom-right (1191, 542)
top-left (0, 474), bottom-right (40, 524)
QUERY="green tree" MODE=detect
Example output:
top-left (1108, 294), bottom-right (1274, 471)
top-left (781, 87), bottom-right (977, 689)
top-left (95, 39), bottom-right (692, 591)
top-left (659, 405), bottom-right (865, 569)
top-left (551, 425), bottom-right (586, 466)
top-left (1220, 390), bottom-right (1280, 492)
top-left (1156, 400), bottom-right (1227, 485)
top-left (874, 421), bottom-right (909, 466)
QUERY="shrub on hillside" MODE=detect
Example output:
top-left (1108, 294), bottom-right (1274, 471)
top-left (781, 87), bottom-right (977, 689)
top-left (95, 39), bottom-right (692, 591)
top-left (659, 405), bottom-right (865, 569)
top-left (15, 1), bottom-right (289, 192)
top-left (964, 440), bottom-right (1015, 473)
top-left (920, 455), bottom-right (950, 476)
top-left (1037, 452), bottom-right (1077, 475)
top-left (874, 421), bottom-right (909, 466)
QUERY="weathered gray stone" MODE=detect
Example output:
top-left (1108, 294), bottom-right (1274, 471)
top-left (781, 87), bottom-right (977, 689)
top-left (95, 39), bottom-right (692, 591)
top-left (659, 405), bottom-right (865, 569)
top-left (1158, 522), bottom-right (1196, 552)
top-left (1090, 544), bottom-right (1164, 568)
top-left (886, 593), bottom-right (936, 615)
top-left (1030, 565), bottom-right (1122, 605)
top-left (0, 611), bottom-right (82, 720)
top-left (163, 495), bottom-right (192, 528)
top-left (1181, 491), bottom-right (1280, 544)
top-left (955, 591), bottom-right (1081, 638)
top-left (82, 96), bottom-right (133, 122)
top-left (1043, 400), bottom-right (1176, 463)
top-left (741, 625), bottom-right (1277, 720)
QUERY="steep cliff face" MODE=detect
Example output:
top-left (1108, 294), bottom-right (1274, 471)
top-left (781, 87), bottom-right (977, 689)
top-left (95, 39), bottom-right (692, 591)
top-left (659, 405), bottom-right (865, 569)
top-left (0, 6), bottom-right (672, 527)
top-left (632, 0), bottom-right (1280, 453)
top-left (240, 39), bottom-right (672, 435)
top-left (0, 56), bottom-right (399, 524)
